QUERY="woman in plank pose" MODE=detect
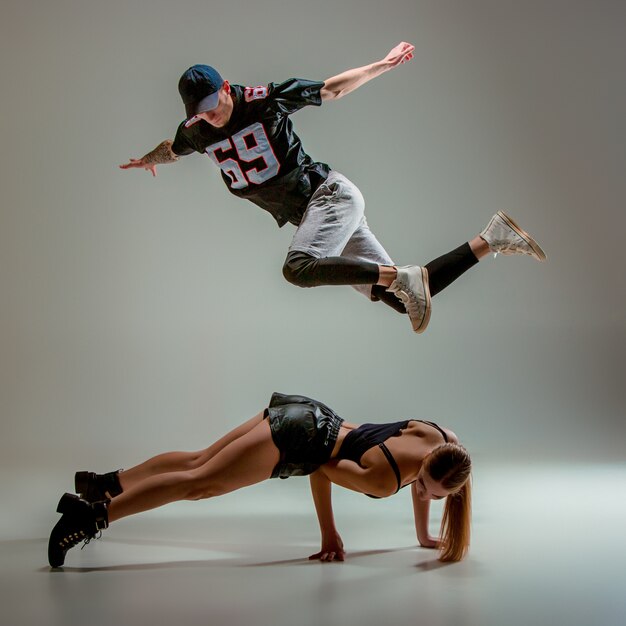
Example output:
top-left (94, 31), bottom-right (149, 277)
top-left (48, 392), bottom-right (471, 567)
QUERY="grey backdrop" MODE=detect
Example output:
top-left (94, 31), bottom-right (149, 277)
top-left (1, 0), bottom-right (625, 489)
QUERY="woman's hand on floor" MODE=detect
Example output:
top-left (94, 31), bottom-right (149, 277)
top-left (309, 532), bottom-right (345, 562)
top-left (418, 535), bottom-right (441, 549)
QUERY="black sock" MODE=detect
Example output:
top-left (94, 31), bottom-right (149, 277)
top-left (424, 243), bottom-right (479, 297)
top-left (371, 284), bottom-right (406, 314)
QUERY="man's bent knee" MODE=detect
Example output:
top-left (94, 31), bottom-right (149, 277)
top-left (282, 251), bottom-right (323, 288)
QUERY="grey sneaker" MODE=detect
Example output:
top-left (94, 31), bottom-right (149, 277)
top-left (387, 266), bottom-right (432, 333)
top-left (480, 211), bottom-right (546, 261)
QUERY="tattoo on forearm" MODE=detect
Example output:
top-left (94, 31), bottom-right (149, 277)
top-left (143, 140), bottom-right (179, 165)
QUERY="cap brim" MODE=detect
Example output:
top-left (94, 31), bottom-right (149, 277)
top-left (184, 90), bottom-right (220, 125)
top-left (184, 116), bottom-right (202, 128)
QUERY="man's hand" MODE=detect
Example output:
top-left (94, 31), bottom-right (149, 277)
top-left (119, 158), bottom-right (158, 177)
top-left (119, 140), bottom-right (178, 177)
top-left (321, 41), bottom-right (415, 102)
top-left (382, 41), bottom-right (415, 69)
top-left (309, 532), bottom-right (345, 562)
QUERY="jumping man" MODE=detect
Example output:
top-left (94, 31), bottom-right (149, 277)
top-left (120, 42), bottom-right (546, 333)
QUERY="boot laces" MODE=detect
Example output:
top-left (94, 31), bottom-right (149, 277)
top-left (80, 530), bottom-right (102, 550)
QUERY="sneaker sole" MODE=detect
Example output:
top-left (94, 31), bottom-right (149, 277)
top-left (497, 211), bottom-right (547, 261)
top-left (414, 266), bottom-right (432, 334)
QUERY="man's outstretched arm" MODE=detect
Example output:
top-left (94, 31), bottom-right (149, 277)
top-left (119, 139), bottom-right (179, 177)
top-left (320, 41), bottom-right (414, 102)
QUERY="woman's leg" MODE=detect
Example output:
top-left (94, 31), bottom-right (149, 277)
top-left (49, 418), bottom-right (279, 567)
top-left (108, 418), bottom-right (279, 522)
top-left (116, 411), bottom-right (266, 492)
top-left (76, 411), bottom-right (266, 501)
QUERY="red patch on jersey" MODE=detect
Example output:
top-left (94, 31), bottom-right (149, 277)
top-left (244, 86), bottom-right (268, 102)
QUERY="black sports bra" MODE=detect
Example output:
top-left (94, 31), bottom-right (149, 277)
top-left (336, 419), bottom-right (449, 498)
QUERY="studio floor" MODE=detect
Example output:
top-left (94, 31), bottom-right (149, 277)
top-left (1, 462), bottom-right (624, 626)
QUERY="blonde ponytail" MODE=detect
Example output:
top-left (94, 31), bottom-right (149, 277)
top-left (423, 443), bottom-right (472, 562)
top-left (439, 478), bottom-right (472, 561)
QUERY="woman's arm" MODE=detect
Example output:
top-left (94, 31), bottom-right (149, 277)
top-left (320, 41), bottom-right (414, 102)
top-left (119, 139), bottom-right (179, 177)
top-left (319, 456), bottom-right (397, 498)
top-left (308, 470), bottom-right (345, 561)
top-left (411, 482), bottom-right (440, 549)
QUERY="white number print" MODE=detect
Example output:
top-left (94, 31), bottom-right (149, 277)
top-left (205, 123), bottom-right (280, 190)
top-left (205, 137), bottom-right (248, 189)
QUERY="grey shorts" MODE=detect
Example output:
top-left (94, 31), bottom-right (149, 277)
top-left (264, 392), bottom-right (344, 479)
top-left (289, 171), bottom-right (394, 298)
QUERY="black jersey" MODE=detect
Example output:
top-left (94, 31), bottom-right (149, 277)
top-left (171, 78), bottom-right (331, 227)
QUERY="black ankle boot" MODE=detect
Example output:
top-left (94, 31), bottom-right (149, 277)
top-left (48, 493), bottom-right (109, 568)
top-left (75, 470), bottom-right (123, 502)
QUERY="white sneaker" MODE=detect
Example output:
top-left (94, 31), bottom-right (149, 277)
top-left (480, 211), bottom-right (546, 261)
top-left (387, 266), bottom-right (432, 333)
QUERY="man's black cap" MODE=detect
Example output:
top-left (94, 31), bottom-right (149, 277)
top-left (178, 65), bottom-right (224, 120)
